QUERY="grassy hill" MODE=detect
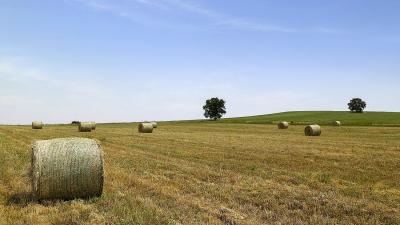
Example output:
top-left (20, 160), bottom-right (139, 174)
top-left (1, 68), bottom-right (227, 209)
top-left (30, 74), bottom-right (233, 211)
top-left (216, 111), bottom-right (400, 126)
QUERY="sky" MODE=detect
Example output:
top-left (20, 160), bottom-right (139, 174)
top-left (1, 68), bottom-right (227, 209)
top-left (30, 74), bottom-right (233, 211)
top-left (0, 0), bottom-right (399, 124)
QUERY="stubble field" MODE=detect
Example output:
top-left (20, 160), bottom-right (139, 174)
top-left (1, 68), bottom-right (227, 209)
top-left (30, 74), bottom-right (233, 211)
top-left (0, 122), bottom-right (399, 225)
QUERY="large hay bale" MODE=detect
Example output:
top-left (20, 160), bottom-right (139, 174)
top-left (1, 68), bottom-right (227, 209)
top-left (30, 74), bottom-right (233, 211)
top-left (305, 125), bottom-right (321, 136)
top-left (334, 121), bottom-right (341, 126)
top-left (32, 121), bottom-right (43, 129)
top-left (79, 122), bottom-right (92, 132)
top-left (151, 122), bottom-right (158, 128)
top-left (138, 123), bottom-right (153, 133)
top-left (277, 121), bottom-right (289, 129)
top-left (32, 138), bottom-right (104, 200)
top-left (89, 122), bottom-right (96, 130)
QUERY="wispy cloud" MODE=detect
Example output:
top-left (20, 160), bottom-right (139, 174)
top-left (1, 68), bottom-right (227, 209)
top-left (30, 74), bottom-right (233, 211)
top-left (70, 0), bottom-right (131, 18)
top-left (217, 18), bottom-right (297, 33)
top-left (0, 55), bottom-right (118, 123)
top-left (68, 0), bottom-right (300, 33)
top-left (156, 0), bottom-right (299, 32)
top-left (70, 0), bottom-right (346, 34)
top-left (0, 56), bottom-right (108, 98)
top-left (132, 0), bottom-right (170, 10)
top-left (311, 27), bottom-right (345, 35)
top-left (0, 57), bottom-right (49, 82)
top-left (69, 0), bottom-right (197, 30)
top-left (158, 0), bottom-right (224, 19)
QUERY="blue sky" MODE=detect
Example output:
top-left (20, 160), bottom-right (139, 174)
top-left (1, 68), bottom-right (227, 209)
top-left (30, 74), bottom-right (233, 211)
top-left (0, 0), bottom-right (399, 124)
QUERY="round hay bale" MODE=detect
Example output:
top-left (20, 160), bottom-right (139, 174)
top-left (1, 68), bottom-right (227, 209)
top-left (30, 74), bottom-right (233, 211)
top-left (277, 121), bottom-right (289, 129)
top-left (32, 121), bottom-right (43, 129)
top-left (138, 123), bottom-right (153, 133)
top-left (305, 125), bottom-right (321, 136)
top-left (334, 121), bottom-right (341, 126)
top-left (31, 138), bottom-right (104, 200)
top-left (79, 122), bottom-right (92, 132)
top-left (90, 122), bottom-right (96, 130)
top-left (151, 122), bottom-right (158, 128)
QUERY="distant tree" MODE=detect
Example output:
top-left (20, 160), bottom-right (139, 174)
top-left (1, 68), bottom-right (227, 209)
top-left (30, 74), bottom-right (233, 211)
top-left (71, 121), bottom-right (80, 125)
top-left (348, 98), bottom-right (367, 113)
top-left (203, 97), bottom-right (226, 120)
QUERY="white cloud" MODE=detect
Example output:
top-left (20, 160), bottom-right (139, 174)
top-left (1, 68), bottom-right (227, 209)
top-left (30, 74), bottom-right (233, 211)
top-left (0, 57), bottom-right (108, 98)
top-left (69, 0), bottom-right (300, 33)
top-left (157, 0), bottom-right (299, 32)
top-left (0, 95), bottom-right (43, 107)
top-left (311, 27), bottom-right (345, 35)
top-left (71, 0), bottom-right (112, 11)
top-left (216, 18), bottom-right (297, 33)
top-left (132, 0), bottom-right (170, 10)
top-left (69, 0), bottom-right (346, 34)
top-left (158, 0), bottom-right (223, 19)
top-left (0, 57), bottom-right (49, 83)
top-left (0, 56), bottom-right (117, 124)
top-left (1, 55), bottom-right (398, 124)
top-left (67, 0), bottom-right (350, 35)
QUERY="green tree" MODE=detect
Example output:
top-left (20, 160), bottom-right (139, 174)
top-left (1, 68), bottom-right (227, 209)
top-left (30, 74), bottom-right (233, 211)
top-left (203, 97), bottom-right (226, 120)
top-left (348, 98), bottom-right (367, 113)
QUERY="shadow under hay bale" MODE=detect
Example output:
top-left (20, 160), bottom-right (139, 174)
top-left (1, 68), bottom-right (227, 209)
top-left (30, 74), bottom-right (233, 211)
top-left (305, 125), bottom-right (321, 136)
top-left (32, 138), bottom-right (104, 200)
top-left (32, 121), bottom-right (43, 129)
top-left (7, 192), bottom-right (35, 206)
top-left (138, 123), bottom-right (153, 133)
top-left (277, 121), bottom-right (289, 129)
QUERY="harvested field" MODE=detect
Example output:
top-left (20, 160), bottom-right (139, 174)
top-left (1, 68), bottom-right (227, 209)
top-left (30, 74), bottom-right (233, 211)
top-left (0, 122), bottom-right (399, 224)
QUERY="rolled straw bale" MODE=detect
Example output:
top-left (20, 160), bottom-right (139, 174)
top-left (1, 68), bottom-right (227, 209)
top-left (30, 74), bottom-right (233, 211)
top-left (151, 122), bottom-right (158, 128)
top-left (89, 122), bottom-right (96, 130)
top-left (138, 123), bottom-right (153, 133)
top-left (32, 121), bottom-right (43, 129)
top-left (277, 121), bottom-right (289, 129)
top-left (31, 138), bottom-right (104, 200)
top-left (305, 125), bottom-right (321, 136)
top-left (334, 121), bottom-right (341, 126)
top-left (79, 122), bottom-right (92, 132)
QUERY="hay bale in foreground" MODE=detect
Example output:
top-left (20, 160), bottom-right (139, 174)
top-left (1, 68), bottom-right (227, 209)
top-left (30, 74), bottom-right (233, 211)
top-left (79, 122), bottom-right (92, 132)
top-left (32, 121), bottom-right (43, 129)
top-left (305, 125), bottom-right (321, 136)
top-left (277, 121), bottom-right (289, 129)
top-left (151, 122), bottom-right (158, 128)
top-left (31, 138), bottom-right (104, 200)
top-left (334, 121), bottom-right (341, 126)
top-left (138, 123), bottom-right (153, 133)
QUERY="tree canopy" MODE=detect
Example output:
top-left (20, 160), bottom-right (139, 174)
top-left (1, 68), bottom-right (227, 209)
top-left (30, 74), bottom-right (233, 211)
top-left (348, 98), bottom-right (367, 113)
top-left (203, 97), bottom-right (226, 120)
